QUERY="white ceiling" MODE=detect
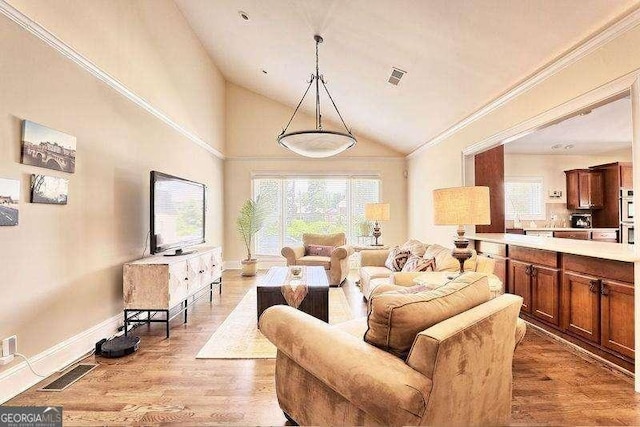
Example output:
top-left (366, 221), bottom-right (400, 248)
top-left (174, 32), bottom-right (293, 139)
top-left (505, 96), bottom-right (632, 155)
top-left (175, 0), bottom-right (637, 154)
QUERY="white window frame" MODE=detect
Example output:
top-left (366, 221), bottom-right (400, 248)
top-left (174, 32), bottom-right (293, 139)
top-left (504, 176), bottom-right (546, 221)
top-left (251, 172), bottom-right (381, 257)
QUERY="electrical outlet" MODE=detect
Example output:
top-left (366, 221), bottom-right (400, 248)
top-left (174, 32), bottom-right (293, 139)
top-left (2, 335), bottom-right (17, 357)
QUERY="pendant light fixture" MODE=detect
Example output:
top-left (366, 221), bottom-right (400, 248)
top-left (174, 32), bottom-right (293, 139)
top-left (277, 35), bottom-right (357, 158)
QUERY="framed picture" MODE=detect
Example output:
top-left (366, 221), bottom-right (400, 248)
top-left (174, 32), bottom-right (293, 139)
top-left (0, 177), bottom-right (20, 226)
top-left (21, 120), bottom-right (76, 173)
top-left (31, 175), bottom-right (69, 205)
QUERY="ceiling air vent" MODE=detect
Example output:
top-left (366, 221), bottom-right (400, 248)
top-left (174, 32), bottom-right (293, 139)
top-left (388, 68), bottom-right (407, 86)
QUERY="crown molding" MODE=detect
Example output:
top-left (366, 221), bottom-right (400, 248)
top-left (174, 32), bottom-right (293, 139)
top-left (0, 0), bottom-right (225, 160)
top-left (225, 155), bottom-right (406, 162)
top-left (407, 5), bottom-right (640, 159)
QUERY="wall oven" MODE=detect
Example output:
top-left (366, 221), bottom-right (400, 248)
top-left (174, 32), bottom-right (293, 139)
top-left (621, 222), bottom-right (634, 245)
top-left (620, 189), bottom-right (634, 223)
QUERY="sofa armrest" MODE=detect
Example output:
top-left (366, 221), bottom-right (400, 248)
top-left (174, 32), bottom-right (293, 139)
top-left (331, 244), bottom-right (354, 260)
top-left (281, 246), bottom-right (305, 265)
top-left (360, 249), bottom-right (390, 267)
top-left (259, 306), bottom-right (432, 424)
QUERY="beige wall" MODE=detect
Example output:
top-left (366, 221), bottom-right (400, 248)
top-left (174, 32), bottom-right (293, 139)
top-left (408, 24), bottom-right (640, 246)
top-left (0, 7), bottom-right (224, 368)
top-left (6, 0), bottom-right (226, 153)
top-left (224, 83), bottom-right (407, 261)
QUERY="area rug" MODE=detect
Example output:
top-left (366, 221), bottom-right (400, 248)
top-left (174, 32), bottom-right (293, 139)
top-left (196, 287), bottom-right (355, 359)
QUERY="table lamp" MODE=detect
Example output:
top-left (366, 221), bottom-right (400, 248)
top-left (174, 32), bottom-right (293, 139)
top-left (433, 186), bottom-right (491, 273)
top-left (365, 203), bottom-right (390, 246)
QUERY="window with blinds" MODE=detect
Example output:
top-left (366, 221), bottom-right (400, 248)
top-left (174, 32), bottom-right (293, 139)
top-left (504, 177), bottom-right (545, 221)
top-left (253, 175), bottom-right (381, 256)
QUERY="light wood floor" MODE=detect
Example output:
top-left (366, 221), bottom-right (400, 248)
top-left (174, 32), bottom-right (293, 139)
top-left (6, 270), bottom-right (640, 426)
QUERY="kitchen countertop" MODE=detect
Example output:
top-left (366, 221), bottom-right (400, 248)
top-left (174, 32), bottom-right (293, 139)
top-left (522, 227), bottom-right (619, 232)
top-left (468, 233), bottom-right (639, 262)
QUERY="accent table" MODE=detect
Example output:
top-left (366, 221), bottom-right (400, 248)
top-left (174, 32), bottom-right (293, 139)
top-left (257, 266), bottom-right (329, 324)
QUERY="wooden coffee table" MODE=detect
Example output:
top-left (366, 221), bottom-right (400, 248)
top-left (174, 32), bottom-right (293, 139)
top-left (257, 266), bottom-right (329, 324)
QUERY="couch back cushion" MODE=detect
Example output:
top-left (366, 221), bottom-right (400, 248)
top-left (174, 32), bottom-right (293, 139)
top-left (424, 243), bottom-right (477, 272)
top-left (364, 272), bottom-right (491, 359)
top-left (302, 233), bottom-right (346, 247)
top-left (400, 239), bottom-right (429, 257)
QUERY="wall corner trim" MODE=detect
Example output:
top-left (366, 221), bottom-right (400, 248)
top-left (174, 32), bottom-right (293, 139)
top-left (407, 6), bottom-right (640, 159)
top-left (0, 313), bottom-right (121, 404)
top-left (0, 0), bottom-right (225, 160)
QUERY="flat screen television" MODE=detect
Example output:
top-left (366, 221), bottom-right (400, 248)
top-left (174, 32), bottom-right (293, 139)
top-left (150, 171), bottom-right (206, 256)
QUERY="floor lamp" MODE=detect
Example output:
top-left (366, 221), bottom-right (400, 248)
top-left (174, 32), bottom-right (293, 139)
top-left (433, 186), bottom-right (491, 273)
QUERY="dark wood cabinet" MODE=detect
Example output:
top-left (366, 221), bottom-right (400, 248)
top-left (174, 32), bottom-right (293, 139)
top-left (508, 260), bottom-right (532, 313)
top-left (475, 241), bottom-right (507, 285)
top-left (553, 230), bottom-right (589, 240)
top-left (565, 169), bottom-right (604, 210)
top-left (620, 163), bottom-right (633, 189)
top-left (601, 280), bottom-right (635, 359)
top-left (561, 272), bottom-right (601, 343)
top-left (531, 265), bottom-right (561, 326)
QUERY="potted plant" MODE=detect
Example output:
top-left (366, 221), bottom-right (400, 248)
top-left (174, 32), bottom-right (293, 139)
top-left (236, 198), bottom-right (267, 277)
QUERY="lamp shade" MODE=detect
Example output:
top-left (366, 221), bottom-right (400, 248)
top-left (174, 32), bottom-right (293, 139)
top-left (433, 186), bottom-right (491, 225)
top-left (278, 130), bottom-right (356, 158)
top-left (365, 203), bottom-right (390, 221)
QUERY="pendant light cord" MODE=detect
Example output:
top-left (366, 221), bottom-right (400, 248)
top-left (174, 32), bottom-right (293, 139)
top-left (279, 35), bottom-right (353, 136)
top-left (315, 37), bottom-right (322, 130)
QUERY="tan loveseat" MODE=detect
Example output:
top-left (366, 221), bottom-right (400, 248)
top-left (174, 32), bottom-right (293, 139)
top-left (260, 273), bottom-right (526, 426)
top-left (360, 241), bottom-right (500, 300)
top-left (282, 232), bottom-right (354, 286)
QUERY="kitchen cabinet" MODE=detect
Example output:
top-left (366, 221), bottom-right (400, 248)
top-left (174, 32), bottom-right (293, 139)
top-left (565, 169), bottom-right (604, 210)
top-left (620, 163), bottom-right (633, 189)
top-left (508, 260), bottom-right (532, 313)
top-left (508, 247), bottom-right (560, 325)
top-left (553, 230), bottom-right (589, 240)
top-left (561, 272), bottom-right (601, 344)
top-left (601, 280), bottom-right (635, 359)
top-left (591, 230), bottom-right (618, 243)
top-left (475, 241), bottom-right (507, 286)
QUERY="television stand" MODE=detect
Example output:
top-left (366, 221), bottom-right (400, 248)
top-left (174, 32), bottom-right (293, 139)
top-left (123, 246), bottom-right (222, 338)
top-left (163, 248), bottom-right (197, 257)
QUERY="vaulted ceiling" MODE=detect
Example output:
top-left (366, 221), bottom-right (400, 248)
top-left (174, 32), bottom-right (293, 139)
top-left (176, 0), bottom-right (637, 154)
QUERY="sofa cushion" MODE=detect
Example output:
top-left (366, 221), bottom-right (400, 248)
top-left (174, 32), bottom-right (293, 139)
top-left (360, 266), bottom-right (392, 283)
top-left (306, 244), bottom-right (335, 257)
top-left (364, 272), bottom-right (491, 359)
top-left (297, 255), bottom-right (331, 269)
top-left (400, 239), bottom-right (428, 257)
top-left (424, 243), bottom-right (477, 272)
top-left (302, 233), bottom-right (346, 247)
top-left (401, 255), bottom-right (436, 272)
top-left (384, 247), bottom-right (411, 272)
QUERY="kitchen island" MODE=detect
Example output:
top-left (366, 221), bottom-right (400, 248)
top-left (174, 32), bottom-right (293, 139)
top-left (469, 233), bottom-right (637, 372)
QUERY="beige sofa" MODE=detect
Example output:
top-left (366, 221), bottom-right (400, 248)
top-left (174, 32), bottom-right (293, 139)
top-left (282, 232), bottom-right (354, 286)
top-left (360, 242), bottom-right (500, 300)
top-left (260, 274), bottom-right (526, 426)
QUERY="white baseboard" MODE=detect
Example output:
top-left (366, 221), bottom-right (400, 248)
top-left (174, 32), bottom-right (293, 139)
top-left (0, 313), bottom-right (121, 404)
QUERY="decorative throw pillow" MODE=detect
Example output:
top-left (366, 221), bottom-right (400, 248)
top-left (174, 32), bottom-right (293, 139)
top-left (400, 239), bottom-right (428, 257)
top-left (401, 255), bottom-right (436, 272)
top-left (306, 244), bottom-right (334, 257)
top-left (364, 272), bottom-right (491, 359)
top-left (384, 247), bottom-right (411, 271)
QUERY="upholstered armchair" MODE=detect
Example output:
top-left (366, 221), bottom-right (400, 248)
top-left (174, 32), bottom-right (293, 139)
top-left (281, 232), bottom-right (354, 286)
top-left (260, 290), bottom-right (526, 426)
